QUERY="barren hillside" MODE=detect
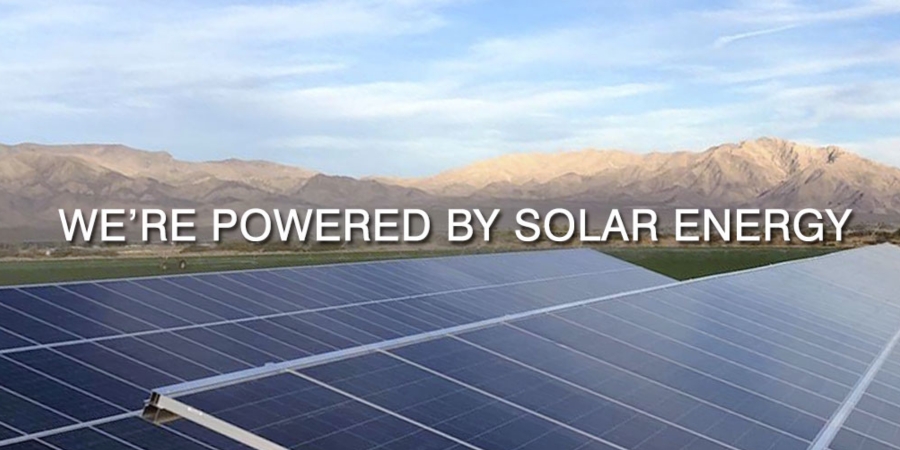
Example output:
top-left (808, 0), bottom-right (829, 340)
top-left (383, 138), bottom-right (900, 212)
top-left (1, 137), bottom-right (897, 242)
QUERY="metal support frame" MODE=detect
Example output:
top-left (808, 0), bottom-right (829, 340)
top-left (808, 325), bottom-right (900, 450)
top-left (145, 393), bottom-right (288, 450)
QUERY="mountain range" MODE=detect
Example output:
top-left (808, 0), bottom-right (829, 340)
top-left (1, 137), bottom-right (898, 242)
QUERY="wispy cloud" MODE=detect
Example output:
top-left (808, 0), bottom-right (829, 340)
top-left (841, 136), bottom-right (900, 167)
top-left (714, 24), bottom-right (800, 48)
top-left (686, 49), bottom-right (899, 84)
top-left (705, 0), bottom-right (900, 25)
top-left (709, 1), bottom-right (900, 48)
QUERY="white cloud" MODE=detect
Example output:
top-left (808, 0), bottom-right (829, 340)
top-left (705, 0), bottom-right (900, 26)
top-left (243, 80), bottom-right (675, 175)
top-left (755, 80), bottom-right (900, 122)
top-left (713, 24), bottom-right (800, 48)
top-left (706, 0), bottom-right (900, 64)
top-left (166, 0), bottom-right (448, 43)
top-left (688, 52), bottom-right (896, 84)
top-left (841, 137), bottom-right (900, 167)
top-left (238, 81), bottom-right (665, 123)
top-left (0, 1), bottom-right (108, 33)
top-left (436, 22), bottom-right (690, 76)
top-left (0, 0), bottom-right (453, 116)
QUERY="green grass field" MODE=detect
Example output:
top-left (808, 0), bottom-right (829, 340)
top-left (0, 246), bottom-right (840, 286)
top-left (0, 249), bottom-right (497, 286)
top-left (600, 246), bottom-right (838, 280)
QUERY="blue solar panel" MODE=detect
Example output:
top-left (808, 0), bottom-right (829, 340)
top-left (0, 417), bottom-right (256, 450)
top-left (180, 372), bottom-right (476, 450)
top-left (301, 351), bottom-right (675, 450)
top-left (828, 343), bottom-right (900, 450)
top-left (144, 245), bottom-right (900, 450)
top-left (0, 249), bottom-right (668, 449)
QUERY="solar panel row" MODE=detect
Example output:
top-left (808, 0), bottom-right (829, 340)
top-left (0, 250), bottom-right (651, 352)
top-left (0, 249), bottom-right (673, 449)
top-left (154, 245), bottom-right (900, 450)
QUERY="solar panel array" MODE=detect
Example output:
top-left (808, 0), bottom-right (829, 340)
top-left (145, 245), bottom-right (900, 450)
top-left (0, 249), bottom-right (674, 450)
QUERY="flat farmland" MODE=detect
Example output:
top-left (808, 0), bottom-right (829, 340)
top-left (0, 246), bottom-right (840, 286)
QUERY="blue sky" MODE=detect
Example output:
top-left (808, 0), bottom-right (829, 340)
top-left (1, 0), bottom-right (899, 176)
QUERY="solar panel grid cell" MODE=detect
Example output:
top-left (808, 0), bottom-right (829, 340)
top-left (452, 323), bottom-right (811, 449)
top-left (181, 373), bottom-right (468, 450)
top-left (182, 337), bottom-right (723, 450)
top-left (829, 343), bottom-right (900, 450)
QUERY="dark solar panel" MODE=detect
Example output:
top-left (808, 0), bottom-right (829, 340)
top-left (4, 417), bottom-right (257, 450)
top-left (149, 245), bottom-right (900, 450)
top-left (0, 249), bottom-right (669, 449)
top-left (180, 372), bottom-right (476, 450)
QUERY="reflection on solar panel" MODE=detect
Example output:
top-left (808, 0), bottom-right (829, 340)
top-left (0, 249), bottom-right (672, 449)
top-left (140, 245), bottom-right (900, 450)
top-left (827, 342), bottom-right (900, 450)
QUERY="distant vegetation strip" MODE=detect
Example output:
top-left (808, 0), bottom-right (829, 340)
top-left (602, 246), bottom-right (837, 280)
top-left (0, 246), bottom-right (840, 286)
top-left (0, 248), bottom-right (527, 286)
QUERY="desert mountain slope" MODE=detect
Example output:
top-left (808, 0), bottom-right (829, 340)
top-left (0, 137), bottom-right (898, 241)
top-left (0, 143), bottom-right (433, 238)
top-left (385, 137), bottom-right (900, 213)
top-left (1, 143), bottom-right (319, 194)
